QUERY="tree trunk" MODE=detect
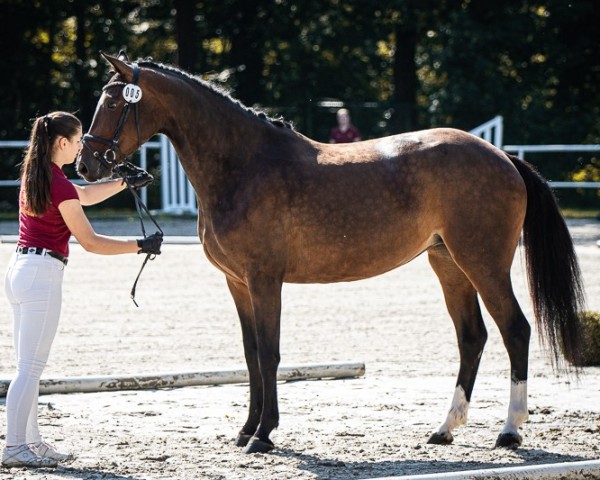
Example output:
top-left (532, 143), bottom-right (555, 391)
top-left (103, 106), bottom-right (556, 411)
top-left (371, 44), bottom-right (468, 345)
top-left (228, 3), bottom-right (264, 106)
top-left (393, 25), bottom-right (419, 133)
top-left (175, 0), bottom-right (197, 72)
top-left (74, 2), bottom-right (93, 126)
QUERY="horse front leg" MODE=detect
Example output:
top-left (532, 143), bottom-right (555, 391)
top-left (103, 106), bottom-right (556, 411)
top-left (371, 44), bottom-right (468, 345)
top-left (226, 277), bottom-right (263, 448)
top-left (243, 272), bottom-right (283, 454)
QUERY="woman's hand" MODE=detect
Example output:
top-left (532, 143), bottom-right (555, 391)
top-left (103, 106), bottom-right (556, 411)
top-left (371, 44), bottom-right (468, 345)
top-left (136, 232), bottom-right (163, 255)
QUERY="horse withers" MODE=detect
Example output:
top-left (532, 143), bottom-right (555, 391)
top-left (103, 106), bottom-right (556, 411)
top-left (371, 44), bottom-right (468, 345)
top-left (77, 53), bottom-right (585, 453)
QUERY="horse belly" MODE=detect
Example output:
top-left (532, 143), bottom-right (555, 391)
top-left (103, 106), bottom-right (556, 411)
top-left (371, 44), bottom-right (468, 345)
top-left (283, 218), bottom-right (432, 283)
top-left (280, 168), bottom-right (435, 283)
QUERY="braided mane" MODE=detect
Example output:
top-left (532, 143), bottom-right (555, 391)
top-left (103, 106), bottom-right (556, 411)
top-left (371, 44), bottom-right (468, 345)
top-left (136, 60), bottom-right (293, 130)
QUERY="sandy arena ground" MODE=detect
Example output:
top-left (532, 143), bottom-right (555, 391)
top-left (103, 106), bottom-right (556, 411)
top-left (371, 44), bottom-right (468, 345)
top-left (0, 218), bottom-right (598, 479)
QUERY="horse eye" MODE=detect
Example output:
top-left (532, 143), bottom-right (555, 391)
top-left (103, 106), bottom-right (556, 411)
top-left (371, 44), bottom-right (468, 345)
top-left (107, 101), bottom-right (118, 110)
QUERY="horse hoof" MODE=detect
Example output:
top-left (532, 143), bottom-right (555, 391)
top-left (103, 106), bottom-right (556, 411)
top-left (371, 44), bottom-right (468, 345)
top-left (235, 433), bottom-right (253, 447)
top-left (495, 432), bottom-right (522, 449)
top-left (427, 431), bottom-right (454, 445)
top-left (243, 436), bottom-right (274, 454)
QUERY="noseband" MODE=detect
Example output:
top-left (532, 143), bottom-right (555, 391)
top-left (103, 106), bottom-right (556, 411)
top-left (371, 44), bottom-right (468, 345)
top-left (82, 63), bottom-right (143, 171)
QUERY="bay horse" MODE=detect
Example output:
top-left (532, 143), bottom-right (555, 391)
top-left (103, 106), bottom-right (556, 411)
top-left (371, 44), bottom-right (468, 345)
top-left (77, 53), bottom-right (585, 453)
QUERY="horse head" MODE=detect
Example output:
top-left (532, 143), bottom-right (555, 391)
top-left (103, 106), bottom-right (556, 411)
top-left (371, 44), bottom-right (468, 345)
top-left (77, 53), bottom-right (160, 182)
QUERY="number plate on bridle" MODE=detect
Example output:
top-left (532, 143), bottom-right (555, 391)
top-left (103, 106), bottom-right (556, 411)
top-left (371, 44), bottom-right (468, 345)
top-left (123, 84), bottom-right (143, 103)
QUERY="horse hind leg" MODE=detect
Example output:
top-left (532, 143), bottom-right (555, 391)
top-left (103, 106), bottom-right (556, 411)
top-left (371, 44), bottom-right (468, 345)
top-left (478, 281), bottom-right (530, 449)
top-left (441, 233), bottom-right (531, 449)
top-left (427, 245), bottom-right (488, 445)
top-left (483, 286), bottom-right (530, 449)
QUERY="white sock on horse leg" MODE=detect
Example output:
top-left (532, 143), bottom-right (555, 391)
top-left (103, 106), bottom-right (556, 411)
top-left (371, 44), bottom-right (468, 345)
top-left (436, 385), bottom-right (469, 435)
top-left (501, 380), bottom-right (528, 434)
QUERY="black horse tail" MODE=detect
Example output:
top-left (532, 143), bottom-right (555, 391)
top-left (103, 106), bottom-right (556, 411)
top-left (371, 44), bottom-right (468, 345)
top-left (507, 153), bottom-right (585, 368)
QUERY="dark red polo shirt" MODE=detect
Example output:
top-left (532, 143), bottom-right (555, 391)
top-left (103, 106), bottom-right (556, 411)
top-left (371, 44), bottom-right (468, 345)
top-left (18, 163), bottom-right (79, 257)
top-left (329, 125), bottom-right (361, 143)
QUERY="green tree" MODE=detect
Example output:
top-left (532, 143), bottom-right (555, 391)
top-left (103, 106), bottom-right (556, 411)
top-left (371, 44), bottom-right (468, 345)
top-left (2, 0), bottom-right (598, 178)
top-left (426, 0), bottom-right (600, 144)
top-left (0, 1), bottom-right (68, 138)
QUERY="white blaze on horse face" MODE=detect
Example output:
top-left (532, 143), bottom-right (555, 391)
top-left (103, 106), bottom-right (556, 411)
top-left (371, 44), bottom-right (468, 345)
top-left (374, 134), bottom-right (422, 159)
top-left (436, 385), bottom-right (469, 435)
top-left (501, 380), bottom-right (528, 434)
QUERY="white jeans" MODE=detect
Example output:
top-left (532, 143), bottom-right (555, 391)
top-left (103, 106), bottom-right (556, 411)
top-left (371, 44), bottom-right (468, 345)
top-left (4, 253), bottom-right (65, 446)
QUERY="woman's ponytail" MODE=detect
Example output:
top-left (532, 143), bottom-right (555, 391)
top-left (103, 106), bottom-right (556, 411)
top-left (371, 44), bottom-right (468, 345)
top-left (20, 112), bottom-right (80, 216)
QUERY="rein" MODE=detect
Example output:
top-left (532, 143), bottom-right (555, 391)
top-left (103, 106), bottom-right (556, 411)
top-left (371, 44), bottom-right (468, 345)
top-left (114, 163), bottom-right (164, 307)
top-left (82, 62), bottom-right (162, 306)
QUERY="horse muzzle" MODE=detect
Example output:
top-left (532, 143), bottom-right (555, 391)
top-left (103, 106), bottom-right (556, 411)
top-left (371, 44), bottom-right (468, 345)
top-left (76, 150), bottom-right (112, 182)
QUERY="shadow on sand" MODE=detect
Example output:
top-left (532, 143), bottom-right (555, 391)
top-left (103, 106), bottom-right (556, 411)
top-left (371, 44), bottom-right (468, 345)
top-left (275, 447), bottom-right (591, 479)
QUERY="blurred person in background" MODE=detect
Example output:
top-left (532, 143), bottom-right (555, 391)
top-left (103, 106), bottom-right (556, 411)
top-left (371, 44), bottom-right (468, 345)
top-left (329, 108), bottom-right (361, 143)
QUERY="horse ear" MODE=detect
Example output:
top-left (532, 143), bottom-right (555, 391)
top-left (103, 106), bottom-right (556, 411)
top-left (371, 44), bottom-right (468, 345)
top-left (101, 51), bottom-right (133, 81)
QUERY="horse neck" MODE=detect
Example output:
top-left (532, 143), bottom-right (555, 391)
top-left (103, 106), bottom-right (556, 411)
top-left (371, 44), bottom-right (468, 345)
top-left (155, 77), bottom-right (269, 197)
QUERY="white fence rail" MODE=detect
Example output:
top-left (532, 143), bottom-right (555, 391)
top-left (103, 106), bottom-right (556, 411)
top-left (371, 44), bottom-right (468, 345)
top-left (469, 115), bottom-right (503, 147)
top-left (504, 144), bottom-right (600, 189)
top-left (0, 140), bottom-right (156, 205)
top-left (468, 116), bottom-right (599, 190)
top-left (1, 120), bottom-right (599, 214)
top-left (0, 137), bottom-right (198, 213)
top-left (159, 135), bottom-right (196, 214)
top-left (0, 141), bottom-right (28, 188)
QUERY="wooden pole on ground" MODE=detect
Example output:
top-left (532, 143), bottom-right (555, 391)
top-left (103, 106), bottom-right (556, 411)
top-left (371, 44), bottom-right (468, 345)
top-left (368, 459), bottom-right (600, 480)
top-left (0, 362), bottom-right (365, 396)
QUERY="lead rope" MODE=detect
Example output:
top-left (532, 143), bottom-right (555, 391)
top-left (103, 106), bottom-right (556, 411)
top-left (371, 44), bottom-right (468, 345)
top-left (116, 163), bottom-right (164, 307)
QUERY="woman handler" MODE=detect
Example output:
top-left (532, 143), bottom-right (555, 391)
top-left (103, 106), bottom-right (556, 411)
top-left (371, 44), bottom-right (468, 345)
top-left (2, 111), bottom-right (162, 468)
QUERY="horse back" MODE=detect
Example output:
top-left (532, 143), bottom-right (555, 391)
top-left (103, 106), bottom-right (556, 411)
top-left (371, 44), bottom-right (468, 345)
top-left (298, 127), bottom-right (526, 233)
top-left (204, 127), bottom-right (526, 283)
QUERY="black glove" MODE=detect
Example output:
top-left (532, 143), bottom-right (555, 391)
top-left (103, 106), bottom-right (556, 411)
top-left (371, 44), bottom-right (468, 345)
top-left (126, 170), bottom-right (154, 189)
top-left (136, 232), bottom-right (163, 255)
top-left (114, 163), bottom-right (154, 189)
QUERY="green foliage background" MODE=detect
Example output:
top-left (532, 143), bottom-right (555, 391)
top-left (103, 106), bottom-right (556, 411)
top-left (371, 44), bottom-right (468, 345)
top-left (0, 0), bottom-right (598, 208)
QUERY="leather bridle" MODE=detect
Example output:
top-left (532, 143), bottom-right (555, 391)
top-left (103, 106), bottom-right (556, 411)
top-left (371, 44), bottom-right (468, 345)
top-left (81, 63), bottom-right (143, 170)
